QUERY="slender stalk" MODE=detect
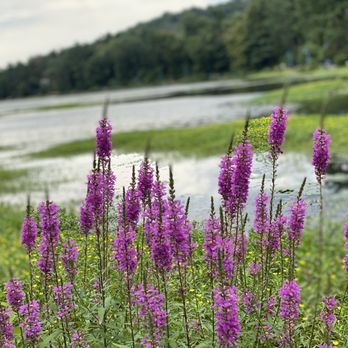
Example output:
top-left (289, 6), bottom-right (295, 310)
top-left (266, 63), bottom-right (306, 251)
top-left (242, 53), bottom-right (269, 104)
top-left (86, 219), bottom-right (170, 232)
top-left (28, 251), bottom-right (34, 300)
top-left (319, 180), bottom-right (324, 289)
top-left (177, 262), bottom-right (190, 348)
top-left (162, 273), bottom-right (170, 348)
top-left (126, 277), bottom-right (135, 348)
top-left (83, 234), bottom-right (88, 286)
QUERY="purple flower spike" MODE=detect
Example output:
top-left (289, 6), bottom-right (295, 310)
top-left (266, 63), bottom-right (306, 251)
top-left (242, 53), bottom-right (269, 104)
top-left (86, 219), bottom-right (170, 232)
top-left (218, 154), bottom-right (233, 206)
top-left (113, 224), bottom-right (137, 276)
top-left (79, 199), bottom-right (93, 235)
top-left (38, 201), bottom-right (60, 246)
top-left (312, 128), bottom-right (331, 182)
top-left (124, 187), bottom-right (140, 228)
top-left (133, 284), bottom-right (167, 348)
top-left (21, 215), bottom-right (38, 253)
top-left (96, 118), bottom-right (112, 161)
top-left (320, 296), bottom-right (337, 333)
top-left (37, 201), bottom-right (60, 276)
top-left (86, 171), bottom-right (104, 219)
top-left (61, 239), bottom-right (79, 281)
top-left (144, 168), bottom-right (172, 273)
top-left (279, 280), bottom-right (301, 324)
top-left (268, 106), bottom-right (288, 156)
top-left (254, 191), bottom-right (269, 236)
top-left (203, 216), bottom-right (221, 276)
top-left (241, 290), bottom-right (260, 314)
top-left (19, 300), bottom-right (42, 344)
top-left (37, 242), bottom-right (54, 275)
top-left (248, 262), bottom-right (261, 276)
top-left (103, 168), bottom-right (116, 205)
top-left (268, 214), bottom-right (286, 253)
top-left (5, 279), bottom-right (24, 312)
top-left (227, 142), bottom-right (253, 218)
top-left (53, 283), bottom-right (74, 320)
top-left (71, 331), bottom-right (90, 348)
top-left (288, 199), bottom-right (306, 246)
top-left (165, 198), bottom-right (193, 265)
top-left (213, 286), bottom-right (241, 347)
top-left (137, 159), bottom-right (154, 203)
top-left (0, 307), bottom-right (13, 343)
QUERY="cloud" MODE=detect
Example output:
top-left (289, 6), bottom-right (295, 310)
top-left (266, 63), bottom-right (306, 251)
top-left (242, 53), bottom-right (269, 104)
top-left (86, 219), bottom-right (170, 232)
top-left (0, 0), bottom-right (227, 68)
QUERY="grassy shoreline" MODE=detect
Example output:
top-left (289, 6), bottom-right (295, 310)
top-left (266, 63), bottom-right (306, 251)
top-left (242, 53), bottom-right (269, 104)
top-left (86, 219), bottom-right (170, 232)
top-left (31, 114), bottom-right (348, 159)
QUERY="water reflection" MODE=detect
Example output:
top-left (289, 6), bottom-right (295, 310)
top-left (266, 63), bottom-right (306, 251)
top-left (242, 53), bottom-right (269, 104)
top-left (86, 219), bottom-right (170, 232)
top-left (1, 150), bottom-right (347, 222)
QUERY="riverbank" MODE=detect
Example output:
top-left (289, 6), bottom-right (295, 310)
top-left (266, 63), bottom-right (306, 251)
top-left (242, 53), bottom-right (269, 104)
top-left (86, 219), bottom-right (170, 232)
top-left (31, 114), bottom-right (348, 159)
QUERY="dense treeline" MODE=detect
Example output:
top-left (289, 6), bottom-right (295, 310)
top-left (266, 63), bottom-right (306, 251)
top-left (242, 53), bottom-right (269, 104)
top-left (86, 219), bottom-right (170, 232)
top-left (1, 0), bottom-right (348, 99)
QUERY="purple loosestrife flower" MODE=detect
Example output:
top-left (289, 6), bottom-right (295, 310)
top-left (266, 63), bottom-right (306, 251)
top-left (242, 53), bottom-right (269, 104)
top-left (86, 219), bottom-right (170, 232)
top-left (213, 286), bottom-right (241, 347)
top-left (0, 307), bottom-right (13, 344)
top-left (254, 191), bottom-right (269, 236)
top-left (124, 186), bottom-right (141, 227)
top-left (38, 201), bottom-right (60, 246)
top-left (265, 295), bottom-right (277, 317)
top-left (150, 221), bottom-right (172, 273)
top-left (259, 323), bottom-right (274, 343)
top-left (113, 224), bottom-right (137, 276)
top-left (312, 128), bottom-right (331, 182)
top-left (268, 106), bottom-right (288, 156)
top-left (288, 199), bottom-right (306, 246)
top-left (218, 154), bottom-right (233, 206)
top-left (133, 284), bottom-right (167, 348)
top-left (19, 300), bottom-right (42, 344)
top-left (79, 199), bottom-right (93, 235)
top-left (1, 338), bottom-right (14, 348)
top-left (53, 283), bottom-right (74, 320)
top-left (137, 159), bottom-right (154, 203)
top-left (5, 279), bottom-right (24, 312)
top-left (37, 242), bottom-right (54, 275)
top-left (233, 234), bottom-right (248, 264)
top-left (320, 296), bottom-right (337, 333)
top-left (113, 188), bottom-right (138, 277)
top-left (165, 198), bottom-right (192, 265)
top-left (145, 169), bottom-right (172, 273)
top-left (71, 331), bottom-right (90, 348)
top-left (61, 239), bottom-right (79, 281)
top-left (227, 142), bottom-right (253, 217)
top-left (37, 200), bottom-right (60, 276)
top-left (122, 168), bottom-right (141, 228)
top-left (85, 170), bottom-right (104, 231)
top-left (144, 177), bottom-right (167, 245)
top-left (279, 280), bottom-right (301, 325)
top-left (96, 118), bottom-right (112, 161)
top-left (21, 215), bottom-right (38, 253)
top-left (241, 290), bottom-right (260, 314)
top-left (248, 262), bottom-right (261, 276)
top-left (219, 237), bottom-right (235, 279)
top-left (203, 216), bottom-right (221, 276)
top-left (103, 168), bottom-right (116, 205)
top-left (268, 214), bottom-right (286, 253)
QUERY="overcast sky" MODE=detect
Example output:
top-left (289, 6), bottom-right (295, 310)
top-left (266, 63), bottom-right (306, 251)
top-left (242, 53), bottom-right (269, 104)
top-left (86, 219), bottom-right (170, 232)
top-left (0, 0), bottom-right (226, 68)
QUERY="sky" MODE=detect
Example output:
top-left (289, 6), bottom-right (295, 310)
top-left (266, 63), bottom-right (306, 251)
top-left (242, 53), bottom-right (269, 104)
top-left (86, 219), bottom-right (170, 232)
top-left (0, 0), bottom-right (226, 68)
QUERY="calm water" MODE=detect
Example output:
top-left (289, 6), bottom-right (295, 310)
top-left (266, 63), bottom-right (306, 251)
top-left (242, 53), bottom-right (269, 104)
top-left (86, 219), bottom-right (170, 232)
top-left (0, 82), bottom-right (346, 221)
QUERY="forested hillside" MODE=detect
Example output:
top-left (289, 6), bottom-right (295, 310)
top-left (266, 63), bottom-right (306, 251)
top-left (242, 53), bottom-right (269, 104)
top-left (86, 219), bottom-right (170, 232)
top-left (1, 0), bottom-right (347, 98)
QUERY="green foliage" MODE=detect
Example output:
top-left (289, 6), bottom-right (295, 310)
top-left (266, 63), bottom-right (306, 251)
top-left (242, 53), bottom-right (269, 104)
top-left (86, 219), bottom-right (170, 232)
top-left (1, 0), bottom-right (347, 98)
top-left (2, 205), bottom-right (348, 347)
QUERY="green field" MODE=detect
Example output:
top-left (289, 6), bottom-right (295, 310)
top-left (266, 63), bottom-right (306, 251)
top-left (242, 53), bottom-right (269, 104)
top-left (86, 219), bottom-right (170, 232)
top-left (31, 113), bottom-right (348, 159)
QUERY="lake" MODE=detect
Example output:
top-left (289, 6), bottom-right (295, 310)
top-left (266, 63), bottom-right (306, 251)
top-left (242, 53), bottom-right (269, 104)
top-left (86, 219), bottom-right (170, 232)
top-left (0, 81), bottom-right (346, 222)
